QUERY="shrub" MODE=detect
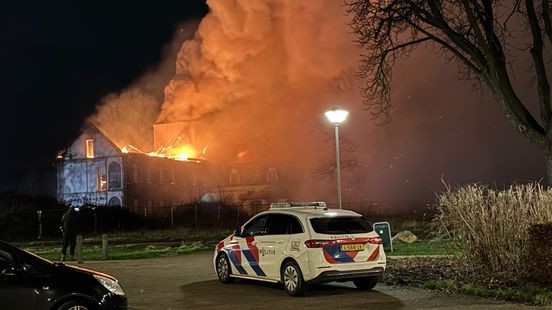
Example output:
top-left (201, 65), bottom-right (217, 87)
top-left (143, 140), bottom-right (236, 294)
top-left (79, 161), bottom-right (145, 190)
top-left (527, 223), bottom-right (552, 285)
top-left (434, 183), bottom-right (552, 284)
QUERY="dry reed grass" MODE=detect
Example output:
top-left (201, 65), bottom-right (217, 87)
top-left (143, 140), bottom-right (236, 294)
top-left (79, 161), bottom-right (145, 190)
top-left (434, 183), bottom-right (552, 284)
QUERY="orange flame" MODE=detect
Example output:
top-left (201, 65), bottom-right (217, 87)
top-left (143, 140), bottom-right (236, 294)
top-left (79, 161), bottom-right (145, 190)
top-left (150, 144), bottom-right (203, 161)
top-left (237, 149), bottom-right (248, 159)
top-left (121, 143), bottom-right (205, 162)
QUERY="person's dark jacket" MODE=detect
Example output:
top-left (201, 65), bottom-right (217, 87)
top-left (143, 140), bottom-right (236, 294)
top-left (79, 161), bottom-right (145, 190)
top-left (61, 209), bottom-right (80, 235)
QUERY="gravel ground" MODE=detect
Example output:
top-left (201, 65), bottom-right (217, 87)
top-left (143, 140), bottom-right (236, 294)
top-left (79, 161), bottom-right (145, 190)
top-left (73, 252), bottom-right (549, 309)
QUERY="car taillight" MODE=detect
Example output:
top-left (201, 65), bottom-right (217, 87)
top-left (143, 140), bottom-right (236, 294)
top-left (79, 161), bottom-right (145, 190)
top-left (367, 237), bottom-right (382, 244)
top-left (305, 240), bottom-right (336, 248)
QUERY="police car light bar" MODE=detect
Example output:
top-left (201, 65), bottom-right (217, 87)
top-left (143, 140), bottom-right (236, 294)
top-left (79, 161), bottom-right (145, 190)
top-left (270, 202), bottom-right (327, 210)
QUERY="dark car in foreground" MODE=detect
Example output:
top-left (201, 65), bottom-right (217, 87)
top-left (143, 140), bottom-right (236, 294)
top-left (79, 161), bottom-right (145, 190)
top-left (0, 241), bottom-right (127, 310)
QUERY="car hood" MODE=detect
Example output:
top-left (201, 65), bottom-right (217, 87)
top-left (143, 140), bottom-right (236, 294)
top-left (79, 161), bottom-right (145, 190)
top-left (56, 263), bottom-right (117, 281)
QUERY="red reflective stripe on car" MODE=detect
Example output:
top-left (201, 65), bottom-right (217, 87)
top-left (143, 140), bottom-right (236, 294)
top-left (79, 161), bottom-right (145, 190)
top-left (217, 241), bottom-right (224, 251)
top-left (230, 243), bottom-right (241, 263)
top-left (367, 246), bottom-right (380, 261)
top-left (245, 236), bottom-right (260, 264)
top-left (346, 251), bottom-right (360, 259)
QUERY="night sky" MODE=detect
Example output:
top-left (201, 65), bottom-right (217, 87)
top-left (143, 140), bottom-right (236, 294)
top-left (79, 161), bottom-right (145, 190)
top-left (0, 0), bottom-right (208, 193)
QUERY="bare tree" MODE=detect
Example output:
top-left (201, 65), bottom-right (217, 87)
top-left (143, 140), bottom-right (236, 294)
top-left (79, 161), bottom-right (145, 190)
top-left (326, 68), bottom-right (359, 95)
top-left (346, 0), bottom-right (552, 182)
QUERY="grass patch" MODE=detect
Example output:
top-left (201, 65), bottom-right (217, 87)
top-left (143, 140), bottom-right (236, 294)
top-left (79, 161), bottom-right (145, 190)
top-left (423, 279), bottom-right (552, 305)
top-left (17, 227), bottom-right (229, 261)
top-left (24, 242), bottom-right (211, 261)
top-left (386, 239), bottom-right (460, 256)
top-left (424, 279), bottom-right (456, 290)
top-left (19, 227), bottom-right (233, 247)
top-left (78, 227), bottom-right (232, 244)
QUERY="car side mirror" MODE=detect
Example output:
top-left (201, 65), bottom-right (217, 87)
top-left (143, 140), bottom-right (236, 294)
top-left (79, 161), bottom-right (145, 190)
top-left (233, 227), bottom-right (242, 237)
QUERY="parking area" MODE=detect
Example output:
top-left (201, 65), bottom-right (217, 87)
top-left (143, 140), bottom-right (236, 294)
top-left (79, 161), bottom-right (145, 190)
top-left (78, 252), bottom-right (544, 309)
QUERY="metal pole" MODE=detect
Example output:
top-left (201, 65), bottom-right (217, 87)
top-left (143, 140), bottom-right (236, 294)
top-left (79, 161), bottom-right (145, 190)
top-left (334, 125), bottom-right (343, 209)
top-left (93, 207), bottom-right (98, 234)
top-left (37, 210), bottom-right (43, 239)
top-left (170, 207), bottom-right (174, 228)
top-left (217, 203), bottom-right (221, 226)
top-left (194, 203), bottom-right (198, 226)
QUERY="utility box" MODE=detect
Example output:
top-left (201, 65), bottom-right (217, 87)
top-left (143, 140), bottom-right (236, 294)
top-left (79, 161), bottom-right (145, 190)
top-left (373, 222), bottom-right (393, 252)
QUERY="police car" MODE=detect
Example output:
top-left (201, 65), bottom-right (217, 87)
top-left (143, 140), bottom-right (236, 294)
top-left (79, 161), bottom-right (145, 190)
top-left (213, 202), bottom-right (386, 296)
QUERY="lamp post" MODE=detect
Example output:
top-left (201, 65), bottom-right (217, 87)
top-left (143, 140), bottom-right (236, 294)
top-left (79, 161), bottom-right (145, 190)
top-left (324, 107), bottom-right (349, 209)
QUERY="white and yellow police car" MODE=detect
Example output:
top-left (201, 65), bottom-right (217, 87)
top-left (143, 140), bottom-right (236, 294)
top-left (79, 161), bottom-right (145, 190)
top-left (213, 202), bottom-right (386, 296)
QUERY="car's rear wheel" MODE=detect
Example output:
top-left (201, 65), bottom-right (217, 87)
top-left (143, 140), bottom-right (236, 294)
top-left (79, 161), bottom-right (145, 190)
top-left (216, 252), bottom-right (234, 283)
top-left (353, 276), bottom-right (379, 290)
top-left (57, 299), bottom-right (95, 310)
top-left (281, 260), bottom-right (307, 296)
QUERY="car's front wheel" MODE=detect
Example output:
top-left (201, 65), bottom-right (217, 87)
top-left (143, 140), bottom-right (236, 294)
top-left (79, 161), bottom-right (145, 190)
top-left (353, 276), bottom-right (379, 290)
top-left (216, 252), bottom-right (234, 283)
top-left (57, 299), bottom-right (95, 310)
top-left (281, 260), bottom-right (307, 296)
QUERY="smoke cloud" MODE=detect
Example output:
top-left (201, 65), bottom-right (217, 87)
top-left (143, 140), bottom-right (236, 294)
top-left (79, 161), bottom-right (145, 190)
top-left (160, 1), bottom-right (357, 124)
top-left (90, 22), bottom-right (200, 152)
top-left (158, 1), bottom-right (360, 178)
top-left (89, 0), bottom-right (544, 204)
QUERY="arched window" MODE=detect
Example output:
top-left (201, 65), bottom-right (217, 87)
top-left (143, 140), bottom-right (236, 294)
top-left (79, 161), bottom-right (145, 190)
top-left (108, 162), bottom-right (122, 190)
top-left (229, 169), bottom-right (240, 185)
top-left (108, 196), bottom-right (122, 207)
top-left (266, 167), bottom-right (278, 183)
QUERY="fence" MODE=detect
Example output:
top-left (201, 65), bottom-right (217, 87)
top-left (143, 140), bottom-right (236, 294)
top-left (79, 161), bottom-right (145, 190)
top-left (0, 200), bottom-right (434, 241)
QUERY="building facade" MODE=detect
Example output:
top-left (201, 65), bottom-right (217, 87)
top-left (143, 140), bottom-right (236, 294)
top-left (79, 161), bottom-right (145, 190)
top-left (56, 124), bottom-right (125, 207)
top-left (56, 125), bottom-right (206, 215)
top-left (57, 124), bottom-right (297, 217)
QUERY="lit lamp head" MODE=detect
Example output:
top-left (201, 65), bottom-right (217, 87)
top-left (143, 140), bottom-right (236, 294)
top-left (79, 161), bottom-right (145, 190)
top-left (324, 107), bottom-right (349, 125)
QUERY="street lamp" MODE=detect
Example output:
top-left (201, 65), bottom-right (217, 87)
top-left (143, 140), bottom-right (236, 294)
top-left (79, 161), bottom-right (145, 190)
top-left (324, 107), bottom-right (349, 209)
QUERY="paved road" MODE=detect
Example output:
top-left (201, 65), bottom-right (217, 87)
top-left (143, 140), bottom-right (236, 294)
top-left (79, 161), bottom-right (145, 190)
top-left (76, 252), bottom-right (547, 310)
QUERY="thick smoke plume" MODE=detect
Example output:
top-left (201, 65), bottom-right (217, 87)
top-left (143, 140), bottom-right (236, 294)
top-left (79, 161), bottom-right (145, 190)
top-left (90, 23), bottom-right (199, 152)
top-left (160, 1), bottom-right (357, 124)
top-left (90, 0), bottom-right (544, 203)
top-left (159, 1), bottom-right (359, 175)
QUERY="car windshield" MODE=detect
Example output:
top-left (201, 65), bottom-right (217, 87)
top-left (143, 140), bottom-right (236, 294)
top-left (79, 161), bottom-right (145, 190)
top-left (310, 216), bottom-right (373, 234)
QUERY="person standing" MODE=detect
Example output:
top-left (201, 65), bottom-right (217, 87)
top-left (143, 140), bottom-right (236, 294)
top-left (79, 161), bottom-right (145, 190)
top-left (61, 206), bottom-right (80, 261)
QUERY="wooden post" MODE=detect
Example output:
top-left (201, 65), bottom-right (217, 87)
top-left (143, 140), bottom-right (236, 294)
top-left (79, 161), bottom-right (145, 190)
top-left (76, 235), bottom-right (83, 264)
top-left (101, 234), bottom-right (108, 260)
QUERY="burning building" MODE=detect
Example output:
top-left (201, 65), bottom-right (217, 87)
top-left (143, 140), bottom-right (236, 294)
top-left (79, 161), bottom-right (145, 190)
top-left (56, 0), bottom-right (362, 214)
top-left (56, 124), bottom-right (208, 213)
top-left (56, 122), bottom-right (295, 214)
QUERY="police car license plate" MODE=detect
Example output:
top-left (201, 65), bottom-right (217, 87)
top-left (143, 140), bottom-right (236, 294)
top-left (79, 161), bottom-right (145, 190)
top-left (341, 244), bottom-right (364, 251)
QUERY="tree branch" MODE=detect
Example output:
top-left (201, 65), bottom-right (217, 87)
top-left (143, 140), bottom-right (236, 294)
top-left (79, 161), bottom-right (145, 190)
top-left (525, 0), bottom-right (552, 133)
top-left (407, 21), bottom-right (482, 76)
top-left (424, 0), bottom-right (489, 71)
top-left (543, 0), bottom-right (552, 45)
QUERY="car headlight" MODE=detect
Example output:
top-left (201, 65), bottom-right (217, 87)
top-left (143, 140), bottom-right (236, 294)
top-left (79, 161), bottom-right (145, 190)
top-left (93, 275), bottom-right (125, 296)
